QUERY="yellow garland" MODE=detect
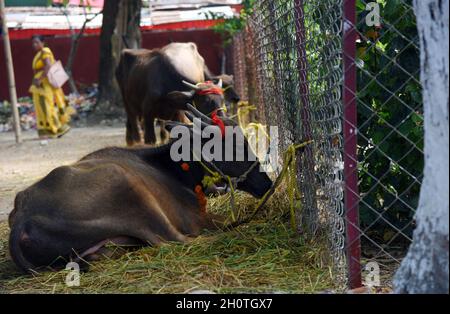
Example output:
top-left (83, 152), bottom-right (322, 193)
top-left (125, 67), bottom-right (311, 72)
top-left (196, 139), bottom-right (314, 230)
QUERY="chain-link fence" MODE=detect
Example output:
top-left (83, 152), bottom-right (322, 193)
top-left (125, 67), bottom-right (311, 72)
top-left (229, 0), bottom-right (423, 290)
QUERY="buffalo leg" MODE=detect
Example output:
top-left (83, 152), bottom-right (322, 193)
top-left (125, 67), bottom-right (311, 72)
top-left (126, 116), bottom-right (141, 146)
top-left (159, 120), bottom-right (169, 143)
top-left (175, 111), bottom-right (191, 124)
top-left (143, 114), bottom-right (157, 144)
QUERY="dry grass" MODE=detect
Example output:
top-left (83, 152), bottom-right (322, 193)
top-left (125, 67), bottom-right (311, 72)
top-left (0, 187), bottom-right (336, 294)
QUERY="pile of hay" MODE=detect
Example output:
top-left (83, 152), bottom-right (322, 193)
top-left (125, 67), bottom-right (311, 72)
top-left (0, 188), bottom-right (336, 293)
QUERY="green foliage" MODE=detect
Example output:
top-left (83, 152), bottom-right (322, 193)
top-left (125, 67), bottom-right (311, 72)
top-left (49, 0), bottom-right (92, 10)
top-left (356, 0), bottom-right (423, 242)
top-left (205, 0), bottom-right (255, 45)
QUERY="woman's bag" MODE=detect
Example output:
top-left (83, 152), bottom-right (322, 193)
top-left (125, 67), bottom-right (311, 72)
top-left (47, 60), bottom-right (69, 88)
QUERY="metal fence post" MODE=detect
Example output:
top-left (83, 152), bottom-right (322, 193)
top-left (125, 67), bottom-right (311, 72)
top-left (343, 0), bottom-right (362, 289)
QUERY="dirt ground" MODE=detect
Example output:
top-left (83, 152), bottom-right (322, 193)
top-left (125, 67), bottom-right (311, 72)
top-left (0, 126), bottom-right (125, 222)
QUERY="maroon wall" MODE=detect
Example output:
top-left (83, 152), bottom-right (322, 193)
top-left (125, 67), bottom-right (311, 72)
top-left (0, 29), bottom-right (224, 100)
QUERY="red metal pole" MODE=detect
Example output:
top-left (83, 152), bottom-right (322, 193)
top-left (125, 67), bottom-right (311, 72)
top-left (343, 0), bottom-right (362, 289)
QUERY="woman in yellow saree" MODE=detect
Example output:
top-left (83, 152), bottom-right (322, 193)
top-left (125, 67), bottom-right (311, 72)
top-left (29, 35), bottom-right (71, 139)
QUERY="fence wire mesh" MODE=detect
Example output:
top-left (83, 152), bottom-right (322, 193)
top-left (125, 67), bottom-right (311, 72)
top-left (231, 0), bottom-right (347, 288)
top-left (229, 0), bottom-right (423, 290)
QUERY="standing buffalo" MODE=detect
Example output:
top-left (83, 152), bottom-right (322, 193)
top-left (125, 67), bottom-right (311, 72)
top-left (116, 42), bottom-right (240, 146)
top-left (8, 106), bottom-right (272, 272)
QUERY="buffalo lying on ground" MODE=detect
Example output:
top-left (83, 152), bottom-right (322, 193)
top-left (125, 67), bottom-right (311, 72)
top-left (8, 107), bottom-right (272, 272)
top-left (116, 42), bottom-right (240, 146)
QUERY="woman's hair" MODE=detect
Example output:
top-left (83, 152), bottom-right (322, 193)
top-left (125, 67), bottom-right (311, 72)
top-left (31, 35), bottom-right (45, 43)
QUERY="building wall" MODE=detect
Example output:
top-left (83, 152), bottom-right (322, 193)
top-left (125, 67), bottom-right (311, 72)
top-left (5, 0), bottom-right (48, 6)
top-left (0, 29), bottom-right (224, 100)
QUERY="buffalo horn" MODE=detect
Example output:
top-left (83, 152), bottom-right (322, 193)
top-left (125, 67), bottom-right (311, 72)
top-left (182, 80), bottom-right (201, 91)
top-left (186, 103), bottom-right (214, 124)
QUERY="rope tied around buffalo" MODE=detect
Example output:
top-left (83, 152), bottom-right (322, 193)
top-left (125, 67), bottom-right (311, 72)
top-left (225, 139), bottom-right (313, 230)
top-left (197, 138), bottom-right (314, 231)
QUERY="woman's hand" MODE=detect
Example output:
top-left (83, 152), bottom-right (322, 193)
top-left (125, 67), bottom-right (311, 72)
top-left (33, 78), bottom-right (42, 87)
top-left (43, 58), bottom-right (52, 76)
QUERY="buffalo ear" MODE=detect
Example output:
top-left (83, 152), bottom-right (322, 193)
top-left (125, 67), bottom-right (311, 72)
top-left (166, 91), bottom-right (195, 108)
top-left (213, 74), bottom-right (234, 86)
top-left (165, 121), bottom-right (189, 132)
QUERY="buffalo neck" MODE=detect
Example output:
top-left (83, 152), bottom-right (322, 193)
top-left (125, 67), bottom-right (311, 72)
top-left (133, 143), bottom-right (206, 193)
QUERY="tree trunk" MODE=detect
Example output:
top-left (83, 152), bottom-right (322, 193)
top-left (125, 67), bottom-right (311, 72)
top-left (65, 10), bottom-right (102, 96)
top-left (60, 7), bottom-right (79, 95)
top-left (394, 0), bottom-right (449, 294)
top-left (118, 0), bottom-right (142, 50)
top-left (96, 0), bottom-right (141, 115)
top-left (65, 31), bottom-right (83, 96)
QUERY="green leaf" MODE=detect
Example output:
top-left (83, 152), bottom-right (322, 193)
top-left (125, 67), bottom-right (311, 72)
top-left (356, 0), bottom-right (366, 11)
top-left (372, 131), bottom-right (384, 145)
top-left (411, 112), bottom-right (424, 125)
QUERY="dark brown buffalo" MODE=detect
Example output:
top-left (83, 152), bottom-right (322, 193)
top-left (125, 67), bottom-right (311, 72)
top-left (8, 109), bottom-right (271, 272)
top-left (116, 42), bottom-right (240, 146)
